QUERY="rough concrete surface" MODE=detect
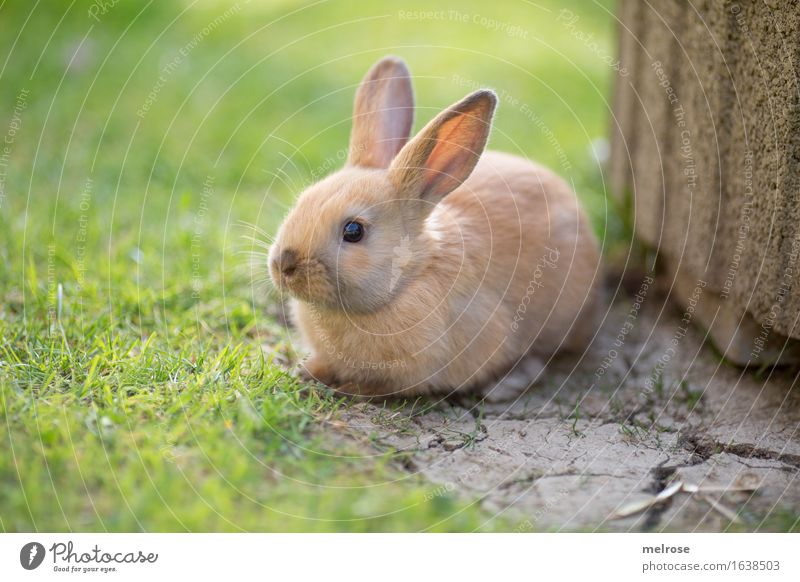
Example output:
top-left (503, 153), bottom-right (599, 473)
top-left (334, 287), bottom-right (800, 531)
top-left (611, 0), bottom-right (800, 357)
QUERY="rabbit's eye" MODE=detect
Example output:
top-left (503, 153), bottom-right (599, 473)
top-left (342, 221), bottom-right (364, 243)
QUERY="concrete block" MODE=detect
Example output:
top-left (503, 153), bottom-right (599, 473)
top-left (611, 0), bottom-right (800, 361)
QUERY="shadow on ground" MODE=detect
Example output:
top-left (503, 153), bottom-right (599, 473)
top-left (333, 285), bottom-right (800, 531)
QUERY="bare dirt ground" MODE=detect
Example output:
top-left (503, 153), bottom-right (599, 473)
top-left (336, 285), bottom-right (800, 531)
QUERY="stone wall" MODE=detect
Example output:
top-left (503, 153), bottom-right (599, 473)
top-left (610, 0), bottom-right (800, 364)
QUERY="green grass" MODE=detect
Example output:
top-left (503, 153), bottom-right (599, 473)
top-left (0, 0), bottom-right (617, 531)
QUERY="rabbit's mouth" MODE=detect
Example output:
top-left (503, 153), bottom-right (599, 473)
top-left (270, 250), bottom-right (376, 311)
top-left (273, 257), bottom-right (337, 305)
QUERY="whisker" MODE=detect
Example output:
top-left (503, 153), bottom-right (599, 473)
top-left (276, 147), bottom-right (310, 182)
top-left (274, 161), bottom-right (299, 183)
top-left (237, 233), bottom-right (274, 249)
top-left (236, 220), bottom-right (274, 238)
top-left (264, 165), bottom-right (300, 195)
top-left (238, 232), bottom-right (273, 243)
top-left (237, 238), bottom-right (273, 252)
top-left (234, 253), bottom-right (270, 263)
top-left (235, 249), bottom-right (270, 257)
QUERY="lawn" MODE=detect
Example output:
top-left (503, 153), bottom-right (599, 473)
top-left (0, 0), bottom-right (617, 531)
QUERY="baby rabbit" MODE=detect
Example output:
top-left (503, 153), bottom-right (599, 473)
top-left (269, 56), bottom-right (602, 398)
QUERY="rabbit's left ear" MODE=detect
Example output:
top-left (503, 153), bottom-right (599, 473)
top-left (389, 89), bottom-right (497, 204)
top-left (389, 90), bottom-right (496, 204)
top-left (348, 56), bottom-right (414, 169)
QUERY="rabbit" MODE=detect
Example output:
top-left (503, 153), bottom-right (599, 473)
top-left (268, 56), bottom-right (602, 399)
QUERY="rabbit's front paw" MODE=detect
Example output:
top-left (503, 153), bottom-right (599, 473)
top-left (297, 357), bottom-right (337, 387)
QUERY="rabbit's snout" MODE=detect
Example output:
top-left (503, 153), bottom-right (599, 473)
top-left (269, 247), bottom-right (336, 304)
top-left (273, 248), bottom-right (299, 278)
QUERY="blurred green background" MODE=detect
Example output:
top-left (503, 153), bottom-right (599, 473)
top-left (0, 0), bottom-right (617, 531)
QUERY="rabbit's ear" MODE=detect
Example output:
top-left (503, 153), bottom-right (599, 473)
top-left (389, 90), bottom-right (496, 204)
top-left (348, 56), bottom-right (414, 169)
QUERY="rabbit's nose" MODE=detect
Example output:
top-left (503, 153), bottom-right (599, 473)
top-left (274, 248), bottom-right (299, 277)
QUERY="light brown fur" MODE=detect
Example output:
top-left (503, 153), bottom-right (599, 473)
top-left (269, 57), bottom-right (602, 398)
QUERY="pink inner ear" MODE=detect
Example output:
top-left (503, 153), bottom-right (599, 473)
top-left (378, 96), bottom-right (413, 166)
top-left (421, 114), bottom-right (480, 199)
top-left (351, 63), bottom-right (414, 168)
top-left (388, 89), bottom-right (495, 201)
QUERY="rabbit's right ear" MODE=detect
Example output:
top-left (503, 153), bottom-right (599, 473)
top-left (348, 56), bottom-right (414, 169)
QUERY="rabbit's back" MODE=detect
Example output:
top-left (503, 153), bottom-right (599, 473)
top-left (433, 150), bottom-right (602, 363)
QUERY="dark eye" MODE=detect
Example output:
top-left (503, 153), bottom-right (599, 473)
top-left (342, 221), bottom-right (364, 243)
